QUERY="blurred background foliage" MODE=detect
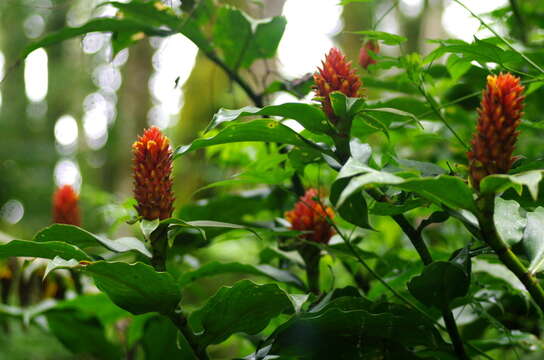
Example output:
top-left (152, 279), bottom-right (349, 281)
top-left (1, 0), bottom-right (544, 359)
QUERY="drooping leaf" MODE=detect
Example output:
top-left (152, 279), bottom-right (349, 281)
top-left (34, 224), bottom-right (151, 257)
top-left (407, 261), bottom-right (470, 309)
top-left (174, 120), bottom-right (330, 158)
top-left (141, 315), bottom-right (198, 360)
top-left (523, 207), bottom-right (544, 274)
top-left (480, 170), bottom-right (544, 200)
top-left (178, 261), bottom-right (305, 290)
top-left (190, 280), bottom-right (292, 347)
top-left (0, 240), bottom-right (91, 261)
top-left (208, 103), bottom-right (332, 134)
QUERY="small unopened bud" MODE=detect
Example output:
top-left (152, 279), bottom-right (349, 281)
top-left (358, 40), bottom-right (380, 69)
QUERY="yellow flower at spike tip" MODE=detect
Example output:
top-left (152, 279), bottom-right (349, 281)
top-left (132, 126), bottom-right (175, 220)
top-left (468, 73), bottom-right (525, 190)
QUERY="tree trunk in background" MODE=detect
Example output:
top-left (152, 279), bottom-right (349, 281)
top-left (114, 41), bottom-right (153, 198)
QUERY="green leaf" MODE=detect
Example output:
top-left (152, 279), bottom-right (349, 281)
top-left (208, 103), bottom-right (332, 134)
top-left (190, 280), bottom-right (292, 347)
top-left (34, 224), bottom-right (151, 257)
top-left (213, 7), bottom-right (286, 69)
top-left (46, 309), bottom-right (122, 360)
top-left (338, 173), bottom-right (476, 212)
top-left (178, 261), bottom-right (305, 290)
top-left (494, 198), bottom-right (527, 247)
top-left (523, 207), bottom-right (544, 274)
top-left (351, 30), bottom-right (407, 45)
top-left (174, 120), bottom-right (330, 158)
top-left (270, 301), bottom-right (445, 358)
top-left (141, 315), bottom-right (198, 360)
top-left (480, 170), bottom-right (544, 200)
top-left (339, 0), bottom-right (373, 4)
top-left (23, 18), bottom-right (172, 58)
top-left (407, 261), bottom-right (469, 309)
top-left (336, 190), bottom-right (372, 229)
top-left (140, 218), bottom-right (160, 240)
top-left (0, 240), bottom-right (91, 261)
top-left (44, 257), bottom-right (80, 278)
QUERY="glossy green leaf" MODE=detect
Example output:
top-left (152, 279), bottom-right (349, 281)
top-left (208, 103), bottom-right (332, 134)
top-left (84, 261), bottom-right (181, 315)
top-left (480, 170), bottom-right (544, 200)
top-left (494, 198), bottom-right (527, 247)
top-left (336, 190), bottom-right (372, 229)
top-left (523, 207), bottom-right (544, 274)
top-left (174, 120), bottom-right (329, 158)
top-left (407, 261), bottom-right (469, 309)
top-left (34, 224), bottom-right (151, 257)
top-left (190, 280), bottom-right (292, 347)
top-left (178, 261), bottom-right (305, 290)
top-left (0, 240), bottom-right (91, 261)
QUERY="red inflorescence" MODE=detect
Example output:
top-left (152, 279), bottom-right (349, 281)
top-left (132, 126), bottom-right (174, 220)
top-left (468, 73), bottom-right (525, 190)
top-left (285, 189), bottom-right (335, 244)
top-left (53, 185), bottom-right (81, 226)
top-left (358, 40), bottom-right (380, 69)
top-left (313, 48), bottom-right (362, 123)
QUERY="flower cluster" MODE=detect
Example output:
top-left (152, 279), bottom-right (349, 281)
top-left (132, 126), bottom-right (175, 220)
top-left (313, 48), bottom-right (362, 123)
top-left (52, 185), bottom-right (81, 226)
top-left (468, 73), bottom-right (525, 189)
top-left (285, 189), bottom-right (335, 244)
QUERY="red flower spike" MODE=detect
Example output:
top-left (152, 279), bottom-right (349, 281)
top-left (285, 189), bottom-right (335, 244)
top-left (313, 48), bottom-right (362, 123)
top-left (468, 73), bottom-right (525, 190)
top-left (53, 185), bottom-right (81, 226)
top-left (358, 40), bottom-right (380, 69)
top-left (132, 126), bottom-right (174, 220)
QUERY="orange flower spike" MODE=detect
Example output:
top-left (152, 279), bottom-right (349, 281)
top-left (132, 126), bottom-right (174, 220)
top-left (468, 73), bottom-right (525, 190)
top-left (53, 185), bottom-right (81, 226)
top-left (285, 189), bottom-right (335, 244)
top-left (313, 48), bottom-right (362, 123)
top-left (358, 40), bottom-right (380, 69)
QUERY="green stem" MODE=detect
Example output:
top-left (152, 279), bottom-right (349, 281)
top-left (477, 194), bottom-right (544, 311)
top-left (168, 312), bottom-right (210, 360)
top-left (150, 226), bottom-right (168, 272)
top-left (299, 244), bottom-right (321, 295)
top-left (509, 0), bottom-right (528, 44)
top-left (367, 188), bottom-right (470, 360)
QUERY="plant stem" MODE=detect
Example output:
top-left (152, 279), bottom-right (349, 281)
top-left (150, 225), bottom-right (168, 272)
top-left (476, 194), bottom-right (544, 311)
top-left (366, 188), bottom-right (469, 360)
top-left (168, 312), bottom-right (210, 360)
top-left (299, 244), bottom-right (321, 295)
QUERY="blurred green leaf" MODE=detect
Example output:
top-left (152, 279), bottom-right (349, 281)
top-left (0, 240), bottom-right (90, 261)
top-left (494, 198), bottom-right (527, 246)
top-left (178, 261), bottom-right (305, 290)
top-left (141, 315), bottom-right (198, 360)
top-left (351, 30), bottom-right (407, 45)
top-left (480, 170), bottom-right (544, 200)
